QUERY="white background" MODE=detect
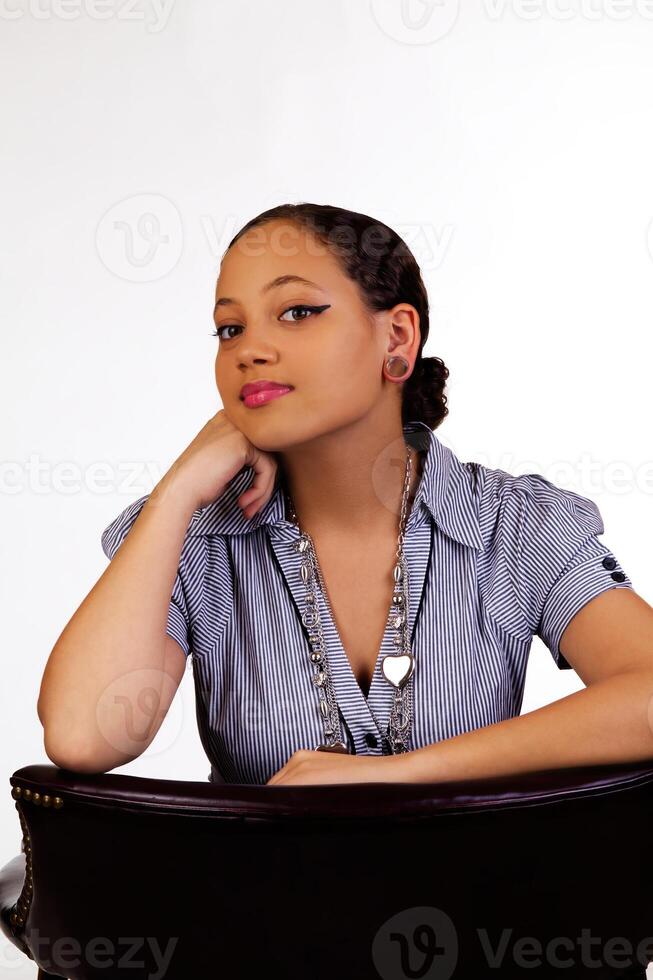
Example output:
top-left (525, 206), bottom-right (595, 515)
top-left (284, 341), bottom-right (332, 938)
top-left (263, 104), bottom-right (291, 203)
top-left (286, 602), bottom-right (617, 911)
top-left (2, 1), bottom-right (653, 976)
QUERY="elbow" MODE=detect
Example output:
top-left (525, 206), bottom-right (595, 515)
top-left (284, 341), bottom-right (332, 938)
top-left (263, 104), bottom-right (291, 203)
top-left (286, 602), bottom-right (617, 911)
top-left (36, 695), bottom-right (46, 727)
top-left (42, 727), bottom-right (116, 775)
top-left (38, 694), bottom-right (110, 773)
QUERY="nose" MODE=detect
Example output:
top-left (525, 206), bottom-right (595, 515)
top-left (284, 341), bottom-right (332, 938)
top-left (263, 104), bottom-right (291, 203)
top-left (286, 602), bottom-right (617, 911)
top-left (236, 330), bottom-right (280, 370)
top-left (238, 353), bottom-right (277, 371)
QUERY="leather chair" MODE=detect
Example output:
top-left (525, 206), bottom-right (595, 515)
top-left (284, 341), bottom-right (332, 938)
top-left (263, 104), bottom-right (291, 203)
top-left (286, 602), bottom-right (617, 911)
top-left (1, 760), bottom-right (652, 979)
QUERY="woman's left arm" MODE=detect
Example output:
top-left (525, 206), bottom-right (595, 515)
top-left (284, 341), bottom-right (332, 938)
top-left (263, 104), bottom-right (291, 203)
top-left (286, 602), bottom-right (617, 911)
top-left (267, 588), bottom-right (653, 786)
top-left (399, 586), bottom-right (653, 784)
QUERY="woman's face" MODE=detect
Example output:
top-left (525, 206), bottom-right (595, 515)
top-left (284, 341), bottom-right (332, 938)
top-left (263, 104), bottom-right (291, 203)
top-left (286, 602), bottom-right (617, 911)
top-left (213, 219), bottom-right (413, 452)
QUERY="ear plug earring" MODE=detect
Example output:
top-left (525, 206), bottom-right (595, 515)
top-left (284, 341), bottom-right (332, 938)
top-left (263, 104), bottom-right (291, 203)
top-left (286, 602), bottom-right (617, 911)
top-left (385, 355), bottom-right (411, 380)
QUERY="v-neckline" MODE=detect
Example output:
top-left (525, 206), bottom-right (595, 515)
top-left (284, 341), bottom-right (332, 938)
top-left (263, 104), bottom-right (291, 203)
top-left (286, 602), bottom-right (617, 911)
top-left (264, 451), bottom-right (434, 747)
top-left (307, 498), bottom-right (433, 709)
top-left (313, 580), bottom-right (385, 704)
top-left (265, 512), bottom-right (434, 750)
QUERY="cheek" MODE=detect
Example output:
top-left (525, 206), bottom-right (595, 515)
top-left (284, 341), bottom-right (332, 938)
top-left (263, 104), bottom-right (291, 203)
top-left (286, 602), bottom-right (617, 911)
top-left (319, 334), bottom-right (377, 383)
top-left (215, 354), bottom-right (225, 387)
top-left (215, 359), bottom-right (233, 407)
top-left (301, 347), bottom-right (379, 414)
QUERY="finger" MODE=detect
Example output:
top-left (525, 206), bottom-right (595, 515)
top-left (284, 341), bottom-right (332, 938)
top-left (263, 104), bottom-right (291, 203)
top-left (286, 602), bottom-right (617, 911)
top-left (238, 480), bottom-right (273, 514)
top-left (238, 459), bottom-right (277, 512)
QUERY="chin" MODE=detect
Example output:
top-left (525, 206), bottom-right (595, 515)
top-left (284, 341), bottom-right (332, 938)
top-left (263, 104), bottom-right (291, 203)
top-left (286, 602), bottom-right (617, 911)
top-left (245, 418), bottom-right (318, 455)
top-left (237, 418), bottom-right (291, 452)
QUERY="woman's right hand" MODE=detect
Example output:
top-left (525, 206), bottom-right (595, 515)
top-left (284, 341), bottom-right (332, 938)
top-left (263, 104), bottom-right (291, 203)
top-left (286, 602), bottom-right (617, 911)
top-left (156, 409), bottom-right (280, 517)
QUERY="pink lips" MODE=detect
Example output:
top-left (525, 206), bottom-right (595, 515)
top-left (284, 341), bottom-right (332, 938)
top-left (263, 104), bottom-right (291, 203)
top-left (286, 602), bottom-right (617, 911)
top-left (242, 387), bottom-right (293, 408)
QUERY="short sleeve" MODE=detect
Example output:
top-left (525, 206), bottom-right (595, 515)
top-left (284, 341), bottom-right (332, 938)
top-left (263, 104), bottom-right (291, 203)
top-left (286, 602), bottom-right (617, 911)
top-left (100, 495), bottom-right (192, 658)
top-left (503, 474), bottom-right (634, 669)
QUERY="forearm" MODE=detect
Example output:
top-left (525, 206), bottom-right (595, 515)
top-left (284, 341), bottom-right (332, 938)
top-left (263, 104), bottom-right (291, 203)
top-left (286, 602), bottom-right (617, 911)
top-left (396, 670), bottom-right (653, 783)
top-left (38, 473), bottom-right (196, 768)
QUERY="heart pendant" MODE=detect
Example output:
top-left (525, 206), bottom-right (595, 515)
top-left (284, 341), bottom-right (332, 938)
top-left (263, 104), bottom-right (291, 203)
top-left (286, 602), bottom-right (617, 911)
top-left (381, 654), bottom-right (415, 690)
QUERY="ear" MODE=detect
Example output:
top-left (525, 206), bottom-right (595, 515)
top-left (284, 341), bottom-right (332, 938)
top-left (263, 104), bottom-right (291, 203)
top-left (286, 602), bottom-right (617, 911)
top-left (384, 304), bottom-right (421, 364)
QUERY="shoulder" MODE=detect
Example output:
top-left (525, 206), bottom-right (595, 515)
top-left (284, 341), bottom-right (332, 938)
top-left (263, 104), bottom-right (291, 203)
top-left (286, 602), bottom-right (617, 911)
top-left (100, 493), bottom-right (207, 562)
top-left (478, 467), bottom-right (604, 557)
top-left (475, 466), bottom-right (607, 630)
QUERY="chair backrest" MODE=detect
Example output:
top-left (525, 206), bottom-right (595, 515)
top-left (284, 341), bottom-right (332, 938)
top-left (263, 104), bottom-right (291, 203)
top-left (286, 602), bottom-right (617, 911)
top-left (3, 760), bottom-right (653, 979)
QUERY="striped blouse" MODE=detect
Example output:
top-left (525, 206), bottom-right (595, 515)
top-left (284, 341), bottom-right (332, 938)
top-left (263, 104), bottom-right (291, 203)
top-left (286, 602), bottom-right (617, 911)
top-left (100, 420), bottom-right (634, 785)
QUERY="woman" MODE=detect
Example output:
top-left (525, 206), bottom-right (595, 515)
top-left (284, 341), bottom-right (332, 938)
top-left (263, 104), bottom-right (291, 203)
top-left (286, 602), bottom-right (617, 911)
top-left (37, 203), bottom-right (653, 791)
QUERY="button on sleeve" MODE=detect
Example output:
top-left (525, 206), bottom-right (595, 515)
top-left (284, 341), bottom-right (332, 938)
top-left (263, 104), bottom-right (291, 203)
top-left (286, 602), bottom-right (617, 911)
top-left (100, 494), bottom-right (192, 657)
top-left (501, 474), bottom-right (634, 669)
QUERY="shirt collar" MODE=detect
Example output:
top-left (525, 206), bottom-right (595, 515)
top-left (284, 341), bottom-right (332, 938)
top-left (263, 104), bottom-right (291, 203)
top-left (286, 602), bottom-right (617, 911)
top-left (189, 420), bottom-right (484, 551)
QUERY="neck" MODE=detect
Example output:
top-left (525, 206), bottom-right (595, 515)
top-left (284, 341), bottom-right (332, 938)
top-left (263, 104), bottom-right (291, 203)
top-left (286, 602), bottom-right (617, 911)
top-left (277, 415), bottom-right (425, 539)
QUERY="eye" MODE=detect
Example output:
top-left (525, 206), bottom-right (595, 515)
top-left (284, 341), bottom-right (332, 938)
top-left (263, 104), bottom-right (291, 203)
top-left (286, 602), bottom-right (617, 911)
top-left (211, 324), bottom-right (241, 341)
top-left (211, 304), bottom-right (330, 341)
top-left (279, 303), bottom-right (330, 322)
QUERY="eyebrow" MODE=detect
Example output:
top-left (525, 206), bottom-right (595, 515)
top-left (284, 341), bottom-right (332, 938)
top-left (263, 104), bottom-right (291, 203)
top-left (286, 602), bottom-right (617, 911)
top-left (214, 274), bottom-right (325, 312)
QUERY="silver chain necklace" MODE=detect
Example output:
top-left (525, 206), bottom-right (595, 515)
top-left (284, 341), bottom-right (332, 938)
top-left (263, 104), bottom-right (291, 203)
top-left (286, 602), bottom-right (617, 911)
top-left (284, 447), bottom-right (416, 756)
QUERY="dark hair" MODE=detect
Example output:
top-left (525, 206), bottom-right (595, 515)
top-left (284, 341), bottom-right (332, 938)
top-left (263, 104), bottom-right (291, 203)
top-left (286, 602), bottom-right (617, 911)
top-left (224, 203), bottom-right (449, 430)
